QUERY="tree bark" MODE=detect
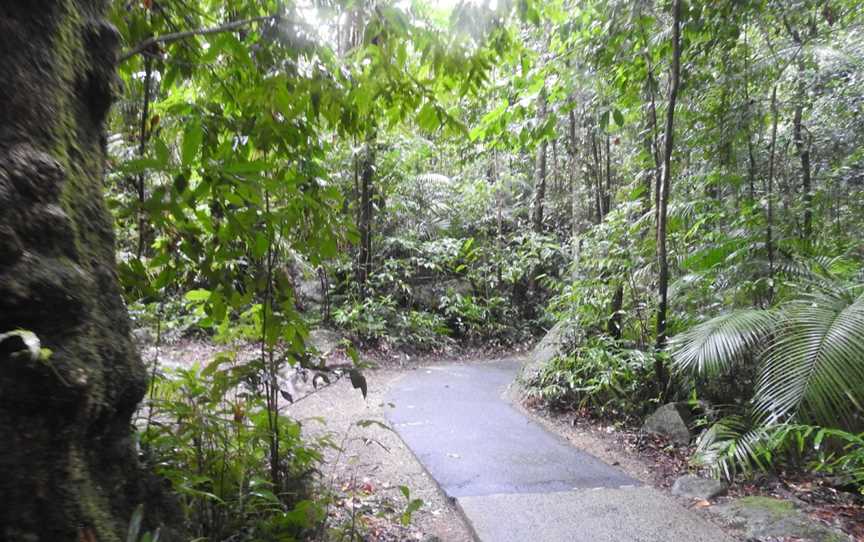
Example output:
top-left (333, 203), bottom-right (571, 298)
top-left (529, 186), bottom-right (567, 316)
top-left (792, 59), bottom-right (813, 240)
top-left (531, 87), bottom-right (548, 234)
top-left (357, 132), bottom-right (375, 298)
top-left (0, 2), bottom-right (178, 540)
top-left (766, 86), bottom-right (778, 301)
top-left (655, 0), bottom-right (683, 390)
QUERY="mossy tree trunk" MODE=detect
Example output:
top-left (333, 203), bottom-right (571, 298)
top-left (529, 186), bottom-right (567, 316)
top-left (0, 1), bottom-right (173, 540)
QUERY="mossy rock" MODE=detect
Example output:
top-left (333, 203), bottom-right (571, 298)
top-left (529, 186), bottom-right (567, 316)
top-left (714, 496), bottom-right (850, 542)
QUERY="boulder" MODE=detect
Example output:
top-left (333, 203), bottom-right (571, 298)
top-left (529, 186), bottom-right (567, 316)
top-left (283, 251), bottom-right (326, 311)
top-left (307, 328), bottom-right (343, 357)
top-left (297, 275), bottom-right (325, 306)
top-left (671, 475), bottom-right (727, 500)
top-left (714, 496), bottom-right (851, 541)
top-left (131, 327), bottom-right (154, 346)
top-left (519, 320), bottom-right (576, 385)
top-left (642, 402), bottom-right (691, 445)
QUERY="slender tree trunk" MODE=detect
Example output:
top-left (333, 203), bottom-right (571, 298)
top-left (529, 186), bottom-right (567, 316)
top-left (136, 56), bottom-right (152, 259)
top-left (357, 132), bottom-right (375, 298)
top-left (608, 284), bottom-right (624, 340)
top-left (591, 132), bottom-right (603, 223)
top-left (792, 59), bottom-right (813, 240)
top-left (568, 108), bottom-right (580, 263)
top-left (532, 88), bottom-right (548, 234)
top-left (645, 59), bottom-right (662, 227)
top-left (744, 22), bottom-right (757, 202)
top-left (0, 1), bottom-right (178, 539)
top-left (655, 0), bottom-right (683, 390)
top-left (766, 86), bottom-right (778, 301)
top-left (605, 133), bottom-right (612, 214)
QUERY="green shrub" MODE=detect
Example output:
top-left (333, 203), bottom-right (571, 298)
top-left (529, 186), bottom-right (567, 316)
top-left (527, 336), bottom-right (658, 420)
top-left (139, 357), bottom-right (331, 541)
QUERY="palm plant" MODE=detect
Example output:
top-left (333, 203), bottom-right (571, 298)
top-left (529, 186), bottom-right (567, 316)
top-left (669, 281), bottom-right (864, 477)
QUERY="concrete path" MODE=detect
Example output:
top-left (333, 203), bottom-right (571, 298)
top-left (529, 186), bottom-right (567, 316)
top-left (386, 359), bottom-right (734, 542)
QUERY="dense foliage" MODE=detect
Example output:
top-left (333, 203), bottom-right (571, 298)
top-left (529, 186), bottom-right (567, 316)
top-left (101, 0), bottom-right (864, 537)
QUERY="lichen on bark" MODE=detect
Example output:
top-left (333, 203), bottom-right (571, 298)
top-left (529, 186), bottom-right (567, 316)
top-left (0, 1), bottom-right (175, 540)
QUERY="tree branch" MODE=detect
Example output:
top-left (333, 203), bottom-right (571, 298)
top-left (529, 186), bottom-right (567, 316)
top-left (118, 14), bottom-right (279, 63)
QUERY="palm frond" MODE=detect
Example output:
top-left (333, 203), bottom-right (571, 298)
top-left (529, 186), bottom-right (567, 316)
top-left (692, 414), bottom-right (773, 481)
top-left (669, 309), bottom-right (778, 377)
top-left (756, 289), bottom-right (864, 429)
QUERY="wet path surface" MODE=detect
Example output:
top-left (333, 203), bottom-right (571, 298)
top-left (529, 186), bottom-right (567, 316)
top-left (386, 359), bottom-right (635, 497)
top-left (386, 359), bottom-right (733, 542)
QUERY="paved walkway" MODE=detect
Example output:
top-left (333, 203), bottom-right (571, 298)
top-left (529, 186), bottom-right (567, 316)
top-left (386, 359), bottom-right (733, 542)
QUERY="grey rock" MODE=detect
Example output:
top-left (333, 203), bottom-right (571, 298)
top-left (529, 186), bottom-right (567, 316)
top-left (519, 319), bottom-right (577, 385)
top-left (671, 475), bottom-right (727, 500)
top-left (284, 251), bottom-right (326, 310)
top-left (297, 276), bottom-right (324, 306)
top-left (714, 496), bottom-right (851, 541)
top-left (307, 328), bottom-right (342, 356)
top-left (131, 327), bottom-right (154, 346)
top-left (642, 402), bottom-right (691, 445)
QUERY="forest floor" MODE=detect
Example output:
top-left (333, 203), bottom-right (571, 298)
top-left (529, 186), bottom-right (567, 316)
top-left (140, 336), bottom-right (863, 541)
top-left (518, 397), bottom-right (864, 541)
top-left (139, 336), bottom-right (496, 541)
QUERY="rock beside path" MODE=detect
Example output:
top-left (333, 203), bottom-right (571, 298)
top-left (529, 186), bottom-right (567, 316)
top-left (714, 496), bottom-right (851, 542)
top-left (518, 320), bottom-right (577, 385)
top-left (308, 328), bottom-right (343, 358)
top-left (671, 475), bottom-right (727, 500)
top-left (642, 402), bottom-right (691, 445)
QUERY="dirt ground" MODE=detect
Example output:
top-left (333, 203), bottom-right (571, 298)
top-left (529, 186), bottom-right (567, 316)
top-left (287, 367), bottom-right (474, 542)
top-left (513, 394), bottom-right (864, 541)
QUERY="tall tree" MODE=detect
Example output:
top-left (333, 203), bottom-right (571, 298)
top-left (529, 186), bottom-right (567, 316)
top-left (357, 133), bottom-right (376, 298)
top-left (532, 86), bottom-right (548, 233)
top-left (655, 0), bottom-right (683, 388)
top-left (0, 1), bottom-right (176, 540)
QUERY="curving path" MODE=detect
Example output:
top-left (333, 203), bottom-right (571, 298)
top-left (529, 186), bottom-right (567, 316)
top-left (386, 359), bottom-right (733, 542)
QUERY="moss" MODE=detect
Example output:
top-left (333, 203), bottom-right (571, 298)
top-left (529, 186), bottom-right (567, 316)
top-left (735, 496), bottom-right (796, 516)
top-left (0, 2), bottom-right (162, 540)
top-left (71, 447), bottom-right (123, 542)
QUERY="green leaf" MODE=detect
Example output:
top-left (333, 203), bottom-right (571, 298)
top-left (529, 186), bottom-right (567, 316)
top-left (181, 120), bottom-right (203, 167)
top-left (185, 289), bottom-right (211, 302)
top-left (349, 368), bottom-right (368, 399)
top-left (613, 108), bottom-right (624, 127)
top-left (670, 309), bottom-right (777, 376)
top-left (417, 103), bottom-right (440, 132)
top-left (119, 157), bottom-right (163, 175)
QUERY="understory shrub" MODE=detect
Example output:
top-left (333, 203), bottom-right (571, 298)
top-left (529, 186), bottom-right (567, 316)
top-left (138, 357), bottom-right (333, 541)
top-left (333, 296), bottom-right (452, 349)
top-left (527, 336), bottom-right (659, 420)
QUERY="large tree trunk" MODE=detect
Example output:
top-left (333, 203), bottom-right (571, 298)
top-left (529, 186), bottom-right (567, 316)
top-left (655, 0), bottom-right (683, 392)
top-left (0, 2), bottom-right (175, 540)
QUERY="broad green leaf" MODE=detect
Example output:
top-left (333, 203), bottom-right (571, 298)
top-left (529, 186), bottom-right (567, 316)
top-left (182, 120), bottom-right (203, 167)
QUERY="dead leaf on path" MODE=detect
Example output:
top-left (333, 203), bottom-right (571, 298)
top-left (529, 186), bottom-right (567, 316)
top-left (692, 499), bottom-right (711, 508)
